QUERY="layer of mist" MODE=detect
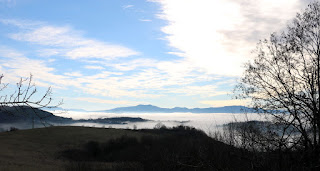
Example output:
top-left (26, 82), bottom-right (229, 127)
top-left (53, 111), bottom-right (268, 134)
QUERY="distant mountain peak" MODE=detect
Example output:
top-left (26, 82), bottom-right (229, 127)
top-left (136, 104), bottom-right (158, 108)
top-left (100, 104), bottom-right (254, 113)
top-left (137, 104), bottom-right (154, 106)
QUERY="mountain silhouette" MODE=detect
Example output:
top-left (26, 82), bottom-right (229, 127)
top-left (100, 104), bottom-right (254, 113)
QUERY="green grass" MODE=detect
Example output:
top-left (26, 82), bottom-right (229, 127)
top-left (0, 126), bottom-right (152, 171)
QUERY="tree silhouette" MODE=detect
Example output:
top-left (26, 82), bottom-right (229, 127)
top-left (0, 74), bottom-right (62, 128)
top-left (236, 2), bottom-right (320, 168)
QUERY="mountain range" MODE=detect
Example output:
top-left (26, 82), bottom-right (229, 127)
top-left (99, 105), bottom-right (255, 113)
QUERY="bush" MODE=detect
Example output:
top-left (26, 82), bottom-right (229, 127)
top-left (8, 127), bottom-right (19, 132)
top-left (153, 122), bottom-right (166, 129)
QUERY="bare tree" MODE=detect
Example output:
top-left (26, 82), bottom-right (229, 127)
top-left (0, 74), bottom-right (62, 128)
top-left (236, 2), bottom-right (320, 168)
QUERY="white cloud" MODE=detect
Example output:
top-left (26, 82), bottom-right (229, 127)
top-left (10, 26), bottom-right (80, 46)
top-left (170, 85), bottom-right (228, 97)
top-left (200, 99), bottom-right (250, 107)
top-left (4, 20), bottom-right (139, 60)
top-left (64, 72), bottom-right (83, 77)
top-left (0, 46), bottom-right (78, 89)
top-left (94, 58), bottom-right (221, 96)
top-left (84, 65), bottom-right (104, 70)
top-left (123, 5), bottom-right (134, 9)
top-left (75, 97), bottom-right (140, 105)
top-left (0, 19), bottom-right (43, 28)
top-left (105, 58), bottom-right (157, 71)
top-left (1, 19), bottom-right (228, 100)
top-left (0, 47), bottom-right (157, 98)
top-left (66, 43), bottom-right (137, 59)
top-left (151, 0), bottom-right (305, 76)
top-left (0, 16), bottom-right (245, 104)
top-left (37, 49), bottom-right (62, 57)
top-left (139, 19), bottom-right (152, 22)
top-left (0, 45), bottom-right (231, 102)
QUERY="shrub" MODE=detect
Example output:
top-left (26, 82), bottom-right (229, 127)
top-left (8, 127), bottom-right (19, 132)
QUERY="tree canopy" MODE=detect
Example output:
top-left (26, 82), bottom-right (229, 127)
top-left (237, 2), bottom-right (320, 168)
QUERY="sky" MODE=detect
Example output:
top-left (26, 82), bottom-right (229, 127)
top-left (0, 0), bottom-right (310, 110)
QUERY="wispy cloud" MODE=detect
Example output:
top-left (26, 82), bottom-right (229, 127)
top-left (84, 65), bottom-right (104, 70)
top-left (169, 85), bottom-right (228, 97)
top-left (200, 99), bottom-right (250, 107)
top-left (75, 97), bottom-right (141, 105)
top-left (66, 43), bottom-right (137, 59)
top-left (3, 20), bottom-right (139, 60)
top-left (139, 19), bottom-right (152, 22)
top-left (0, 46), bottom-right (77, 89)
top-left (123, 5), bottom-right (134, 9)
top-left (64, 72), bottom-right (83, 77)
top-left (37, 49), bottom-right (61, 57)
top-left (0, 18), bottom-right (44, 28)
top-left (0, 47), bottom-right (157, 98)
top-left (104, 58), bottom-right (157, 71)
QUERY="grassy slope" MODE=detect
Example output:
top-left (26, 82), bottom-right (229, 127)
top-left (0, 126), bottom-right (151, 171)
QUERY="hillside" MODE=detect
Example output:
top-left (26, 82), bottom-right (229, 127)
top-left (0, 126), bottom-right (253, 171)
top-left (0, 106), bottom-right (72, 123)
top-left (0, 126), bottom-right (151, 170)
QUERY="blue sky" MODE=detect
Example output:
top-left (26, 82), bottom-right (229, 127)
top-left (0, 0), bottom-right (310, 110)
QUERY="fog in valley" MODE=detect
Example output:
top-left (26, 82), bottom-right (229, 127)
top-left (69, 112), bottom-right (268, 134)
top-left (0, 111), bottom-right (266, 135)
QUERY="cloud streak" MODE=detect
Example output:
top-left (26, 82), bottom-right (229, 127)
top-left (0, 45), bottom-right (224, 100)
top-left (75, 97), bottom-right (141, 105)
top-left (123, 5), bottom-right (134, 9)
top-left (0, 46), bottom-right (78, 89)
top-left (200, 99), bottom-right (250, 107)
top-left (3, 20), bottom-right (139, 60)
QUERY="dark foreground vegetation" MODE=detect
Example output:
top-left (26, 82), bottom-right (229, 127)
top-left (60, 125), bottom-right (310, 171)
top-left (62, 126), bottom-right (251, 171)
top-left (0, 124), bottom-right (317, 171)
